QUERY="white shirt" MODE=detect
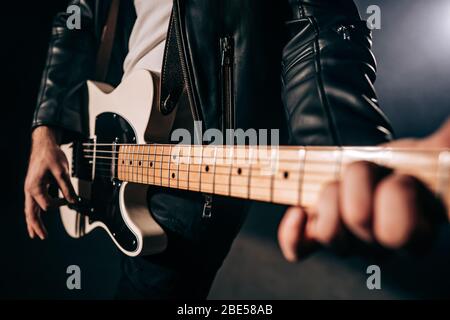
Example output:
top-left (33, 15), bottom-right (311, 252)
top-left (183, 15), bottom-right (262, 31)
top-left (123, 0), bottom-right (172, 78)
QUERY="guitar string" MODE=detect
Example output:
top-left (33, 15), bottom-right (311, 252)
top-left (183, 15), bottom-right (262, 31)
top-left (90, 161), bottom-right (439, 181)
top-left (86, 148), bottom-right (445, 201)
top-left (79, 146), bottom-right (443, 191)
top-left (91, 158), bottom-right (440, 193)
top-left (85, 157), bottom-right (440, 178)
top-left (87, 161), bottom-right (440, 185)
top-left (91, 169), bottom-right (328, 195)
top-left (81, 147), bottom-right (445, 163)
top-left (82, 154), bottom-right (441, 172)
top-left (87, 173), bottom-right (305, 205)
top-left (81, 142), bottom-right (449, 152)
top-left (91, 172), bottom-right (312, 193)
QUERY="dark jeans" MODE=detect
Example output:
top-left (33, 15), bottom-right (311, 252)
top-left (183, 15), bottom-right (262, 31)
top-left (115, 188), bottom-right (249, 299)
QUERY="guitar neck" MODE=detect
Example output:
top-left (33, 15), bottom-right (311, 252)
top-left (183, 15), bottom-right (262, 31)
top-left (104, 144), bottom-right (450, 209)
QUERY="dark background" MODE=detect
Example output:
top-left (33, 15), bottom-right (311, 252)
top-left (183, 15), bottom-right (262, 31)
top-left (2, 0), bottom-right (450, 299)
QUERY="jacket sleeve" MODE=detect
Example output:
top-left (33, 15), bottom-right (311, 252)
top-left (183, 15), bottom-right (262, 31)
top-left (32, 0), bottom-right (97, 142)
top-left (282, 0), bottom-right (394, 146)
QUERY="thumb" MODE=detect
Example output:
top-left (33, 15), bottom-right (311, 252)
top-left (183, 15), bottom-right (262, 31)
top-left (278, 207), bottom-right (319, 262)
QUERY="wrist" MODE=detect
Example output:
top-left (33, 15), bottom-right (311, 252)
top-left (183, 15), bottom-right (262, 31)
top-left (32, 126), bottom-right (62, 146)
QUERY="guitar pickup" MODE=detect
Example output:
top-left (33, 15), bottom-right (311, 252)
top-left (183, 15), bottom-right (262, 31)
top-left (72, 139), bottom-right (94, 181)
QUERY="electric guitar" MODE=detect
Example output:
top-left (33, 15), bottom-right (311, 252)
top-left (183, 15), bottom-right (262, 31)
top-left (60, 70), bottom-right (450, 257)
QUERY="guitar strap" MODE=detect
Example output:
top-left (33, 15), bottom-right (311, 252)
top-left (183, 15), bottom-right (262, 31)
top-left (95, 0), bottom-right (121, 81)
top-left (94, 0), bottom-right (186, 143)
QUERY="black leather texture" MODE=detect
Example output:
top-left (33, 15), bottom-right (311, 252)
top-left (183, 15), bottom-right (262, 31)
top-left (32, 0), bottom-right (393, 146)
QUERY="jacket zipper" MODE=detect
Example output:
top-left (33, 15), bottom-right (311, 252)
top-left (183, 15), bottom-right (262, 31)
top-left (173, 0), bottom-right (215, 219)
top-left (202, 194), bottom-right (213, 219)
top-left (220, 36), bottom-right (235, 132)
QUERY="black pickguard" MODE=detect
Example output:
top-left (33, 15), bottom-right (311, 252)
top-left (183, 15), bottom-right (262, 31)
top-left (73, 112), bottom-right (139, 253)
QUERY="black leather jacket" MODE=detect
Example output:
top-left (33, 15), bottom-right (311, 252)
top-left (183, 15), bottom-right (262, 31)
top-left (32, 0), bottom-right (393, 146)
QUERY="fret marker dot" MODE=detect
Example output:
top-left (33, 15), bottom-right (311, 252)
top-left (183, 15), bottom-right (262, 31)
top-left (129, 161), bottom-right (132, 165)
top-left (139, 161), bottom-right (142, 166)
top-left (172, 173), bottom-right (176, 179)
top-left (284, 171), bottom-right (289, 179)
top-left (122, 160), bottom-right (125, 164)
top-left (205, 165), bottom-right (209, 172)
top-left (237, 168), bottom-right (242, 175)
top-left (150, 162), bottom-right (153, 167)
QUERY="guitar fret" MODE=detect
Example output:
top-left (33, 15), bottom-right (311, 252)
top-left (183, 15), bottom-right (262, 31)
top-left (134, 145), bottom-right (138, 182)
top-left (129, 146), bottom-right (133, 182)
top-left (200, 146), bottom-right (215, 194)
top-left (246, 148), bottom-right (253, 200)
top-left (269, 148), bottom-right (277, 203)
top-left (168, 145), bottom-right (177, 189)
top-left (122, 146), bottom-right (125, 180)
top-left (297, 147), bottom-right (306, 206)
top-left (144, 145), bottom-right (149, 184)
top-left (139, 145), bottom-right (143, 184)
top-left (176, 146), bottom-right (181, 189)
top-left (134, 145), bottom-right (138, 183)
top-left (126, 145), bottom-right (130, 181)
top-left (125, 145), bottom-right (130, 181)
top-left (213, 147), bottom-right (218, 195)
top-left (142, 145), bottom-right (146, 184)
top-left (199, 146), bottom-right (204, 192)
top-left (228, 147), bottom-right (234, 197)
top-left (133, 145), bottom-right (137, 182)
top-left (158, 145), bottom-right (163, 186)
top-left (162, 145), bottom-right (170, 187)
top-left (187, 145), bottom-right (192, 191)
top-left (151, 145), bottom-right (156, 185)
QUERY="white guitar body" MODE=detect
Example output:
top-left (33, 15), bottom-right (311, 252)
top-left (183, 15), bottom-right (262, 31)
top-left (59, 70), bottom-right (167, 257)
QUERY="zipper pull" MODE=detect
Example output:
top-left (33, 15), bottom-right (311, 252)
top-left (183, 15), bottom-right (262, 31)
top-left (202, 194), bottom-right (213, 219)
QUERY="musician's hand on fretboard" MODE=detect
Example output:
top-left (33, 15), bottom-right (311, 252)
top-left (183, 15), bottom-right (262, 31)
top-left (278, 118), bottom-right (450, 262)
